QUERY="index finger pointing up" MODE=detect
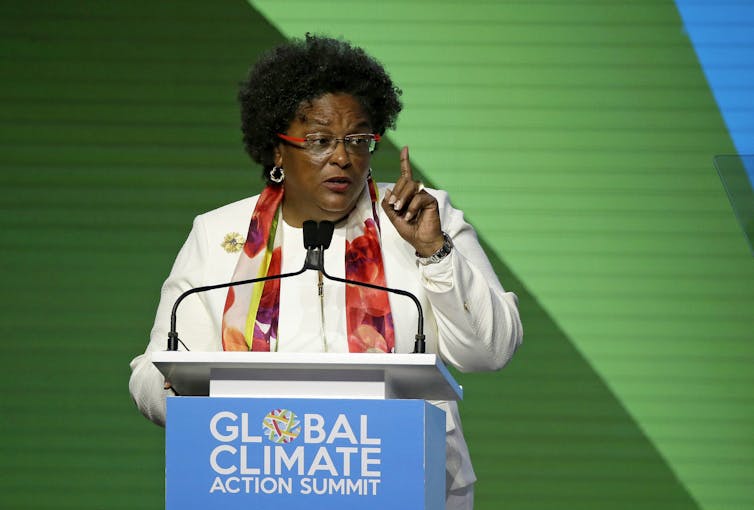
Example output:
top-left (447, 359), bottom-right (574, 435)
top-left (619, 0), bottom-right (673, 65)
top-left (400, 146), bottom-right (413, 179)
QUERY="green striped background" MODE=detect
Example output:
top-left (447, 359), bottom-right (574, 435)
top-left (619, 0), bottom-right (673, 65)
top-left (1, 1), bottom-right (752, 508)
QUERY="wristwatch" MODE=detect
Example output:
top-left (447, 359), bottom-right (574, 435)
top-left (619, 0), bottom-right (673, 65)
top-left (416, 232), bottom-right (454, 265)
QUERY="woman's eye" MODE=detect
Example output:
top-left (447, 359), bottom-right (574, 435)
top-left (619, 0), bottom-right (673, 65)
top-left (347, 136), bottom-right (369, 146)
top-left (308, 136), bottom-right (333, 146)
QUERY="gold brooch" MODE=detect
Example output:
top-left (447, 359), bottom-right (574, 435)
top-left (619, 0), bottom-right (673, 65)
top-left (221, 232), bottom-right (245, 253)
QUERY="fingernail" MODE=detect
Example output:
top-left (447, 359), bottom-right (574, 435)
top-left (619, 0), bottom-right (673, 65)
top-left (388, 194), bottom-right (396, 205)
top-left (393, 199), bottom-right (402, 210)
top-left (404, 212), bottom-right (413, 221)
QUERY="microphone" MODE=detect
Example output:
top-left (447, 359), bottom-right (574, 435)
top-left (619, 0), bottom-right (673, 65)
top-left (312, 221), bottom-right (427, 354)
top-left (302, 220), bottom-right (325, 271)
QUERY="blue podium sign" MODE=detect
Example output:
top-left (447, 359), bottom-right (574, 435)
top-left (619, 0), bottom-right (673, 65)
top-left (166, 397), bottom-right (445, 510)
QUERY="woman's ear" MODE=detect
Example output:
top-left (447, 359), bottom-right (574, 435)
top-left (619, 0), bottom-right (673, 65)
top-left (273, 144), bottom-right (283, 168)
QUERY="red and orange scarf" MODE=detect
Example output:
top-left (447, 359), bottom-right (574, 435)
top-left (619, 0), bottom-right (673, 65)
top-left (221, 177), bottom-right (395, 353)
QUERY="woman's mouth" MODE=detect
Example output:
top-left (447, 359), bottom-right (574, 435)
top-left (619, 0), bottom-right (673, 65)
top-left (322, 177), bottom-right (351, 193)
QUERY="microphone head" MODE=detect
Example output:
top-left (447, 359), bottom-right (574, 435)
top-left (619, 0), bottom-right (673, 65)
top-left (318, 221), bottom-right (335, 249)
top-left (303, 220), bottom-right (319, 249)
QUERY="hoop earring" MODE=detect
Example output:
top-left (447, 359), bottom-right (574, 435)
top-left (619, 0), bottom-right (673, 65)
top-left (270, 166), bottom-right (285, 183)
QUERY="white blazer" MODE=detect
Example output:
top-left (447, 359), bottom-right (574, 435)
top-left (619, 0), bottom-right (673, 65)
top-left (129, 183), bottom-right (523, 491)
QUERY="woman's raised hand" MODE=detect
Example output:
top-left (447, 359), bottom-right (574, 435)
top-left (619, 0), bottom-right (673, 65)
top-left (381, 146), bottom-right (445, 257)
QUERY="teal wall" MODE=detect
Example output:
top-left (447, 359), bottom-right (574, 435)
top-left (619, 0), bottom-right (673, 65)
top-left (1, 1), bottom-right (752, 509)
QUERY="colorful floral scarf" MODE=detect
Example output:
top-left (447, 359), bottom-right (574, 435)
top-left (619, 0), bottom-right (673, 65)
top-left (221, 177), bottom-right (395, 353)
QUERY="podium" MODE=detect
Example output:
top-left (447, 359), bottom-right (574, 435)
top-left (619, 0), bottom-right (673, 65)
top-left (152, 351), bottom-right (462, 510)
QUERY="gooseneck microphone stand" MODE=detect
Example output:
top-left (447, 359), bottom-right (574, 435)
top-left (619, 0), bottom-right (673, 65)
top-left (166, 268), bottom-right (307, 351)
top-left (306, 221), bottom-right (427, 354)
top-left (167, 220), bottom-right (427, 354)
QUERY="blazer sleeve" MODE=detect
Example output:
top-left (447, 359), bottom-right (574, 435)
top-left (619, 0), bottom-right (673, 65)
top-left (128, 215), bottom-right (219, 426)
top-left (419, 188), bottom-right (523, 372)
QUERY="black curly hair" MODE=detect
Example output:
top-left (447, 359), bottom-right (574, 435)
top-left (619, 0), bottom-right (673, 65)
top-left (239, 34), bottom-right (403, 184)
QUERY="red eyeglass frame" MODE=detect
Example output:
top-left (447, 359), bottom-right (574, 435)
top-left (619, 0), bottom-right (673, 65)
top-left (276, 133), bottom-right (381, 144)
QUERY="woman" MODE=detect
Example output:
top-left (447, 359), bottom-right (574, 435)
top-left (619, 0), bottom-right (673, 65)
top-left (129, 34), bottom-right (522, 510)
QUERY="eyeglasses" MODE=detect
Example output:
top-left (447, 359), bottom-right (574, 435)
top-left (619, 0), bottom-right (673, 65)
top-left (277, 133), bottom-right (381, 157)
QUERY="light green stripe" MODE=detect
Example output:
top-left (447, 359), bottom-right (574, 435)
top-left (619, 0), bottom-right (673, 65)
top-left (252, 1), bottom-right (754, 508)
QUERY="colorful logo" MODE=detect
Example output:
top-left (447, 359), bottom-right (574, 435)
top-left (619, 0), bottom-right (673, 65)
top-left (262, 409), bottom-right (301, 444)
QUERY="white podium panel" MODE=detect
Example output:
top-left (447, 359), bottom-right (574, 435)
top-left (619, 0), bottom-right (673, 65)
top-left (152, 351), bottom-right (462, 401)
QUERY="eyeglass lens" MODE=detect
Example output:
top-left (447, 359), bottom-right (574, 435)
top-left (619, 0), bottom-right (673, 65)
top-left (304, 135), bottom-right (376, 156)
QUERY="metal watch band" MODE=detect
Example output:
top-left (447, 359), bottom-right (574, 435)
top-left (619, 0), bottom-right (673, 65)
top-left (416, 231), bottom-right (454, 266)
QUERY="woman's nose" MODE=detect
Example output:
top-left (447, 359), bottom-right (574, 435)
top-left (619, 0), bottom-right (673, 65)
top-left (328, 139), bottom-right (352, 167)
